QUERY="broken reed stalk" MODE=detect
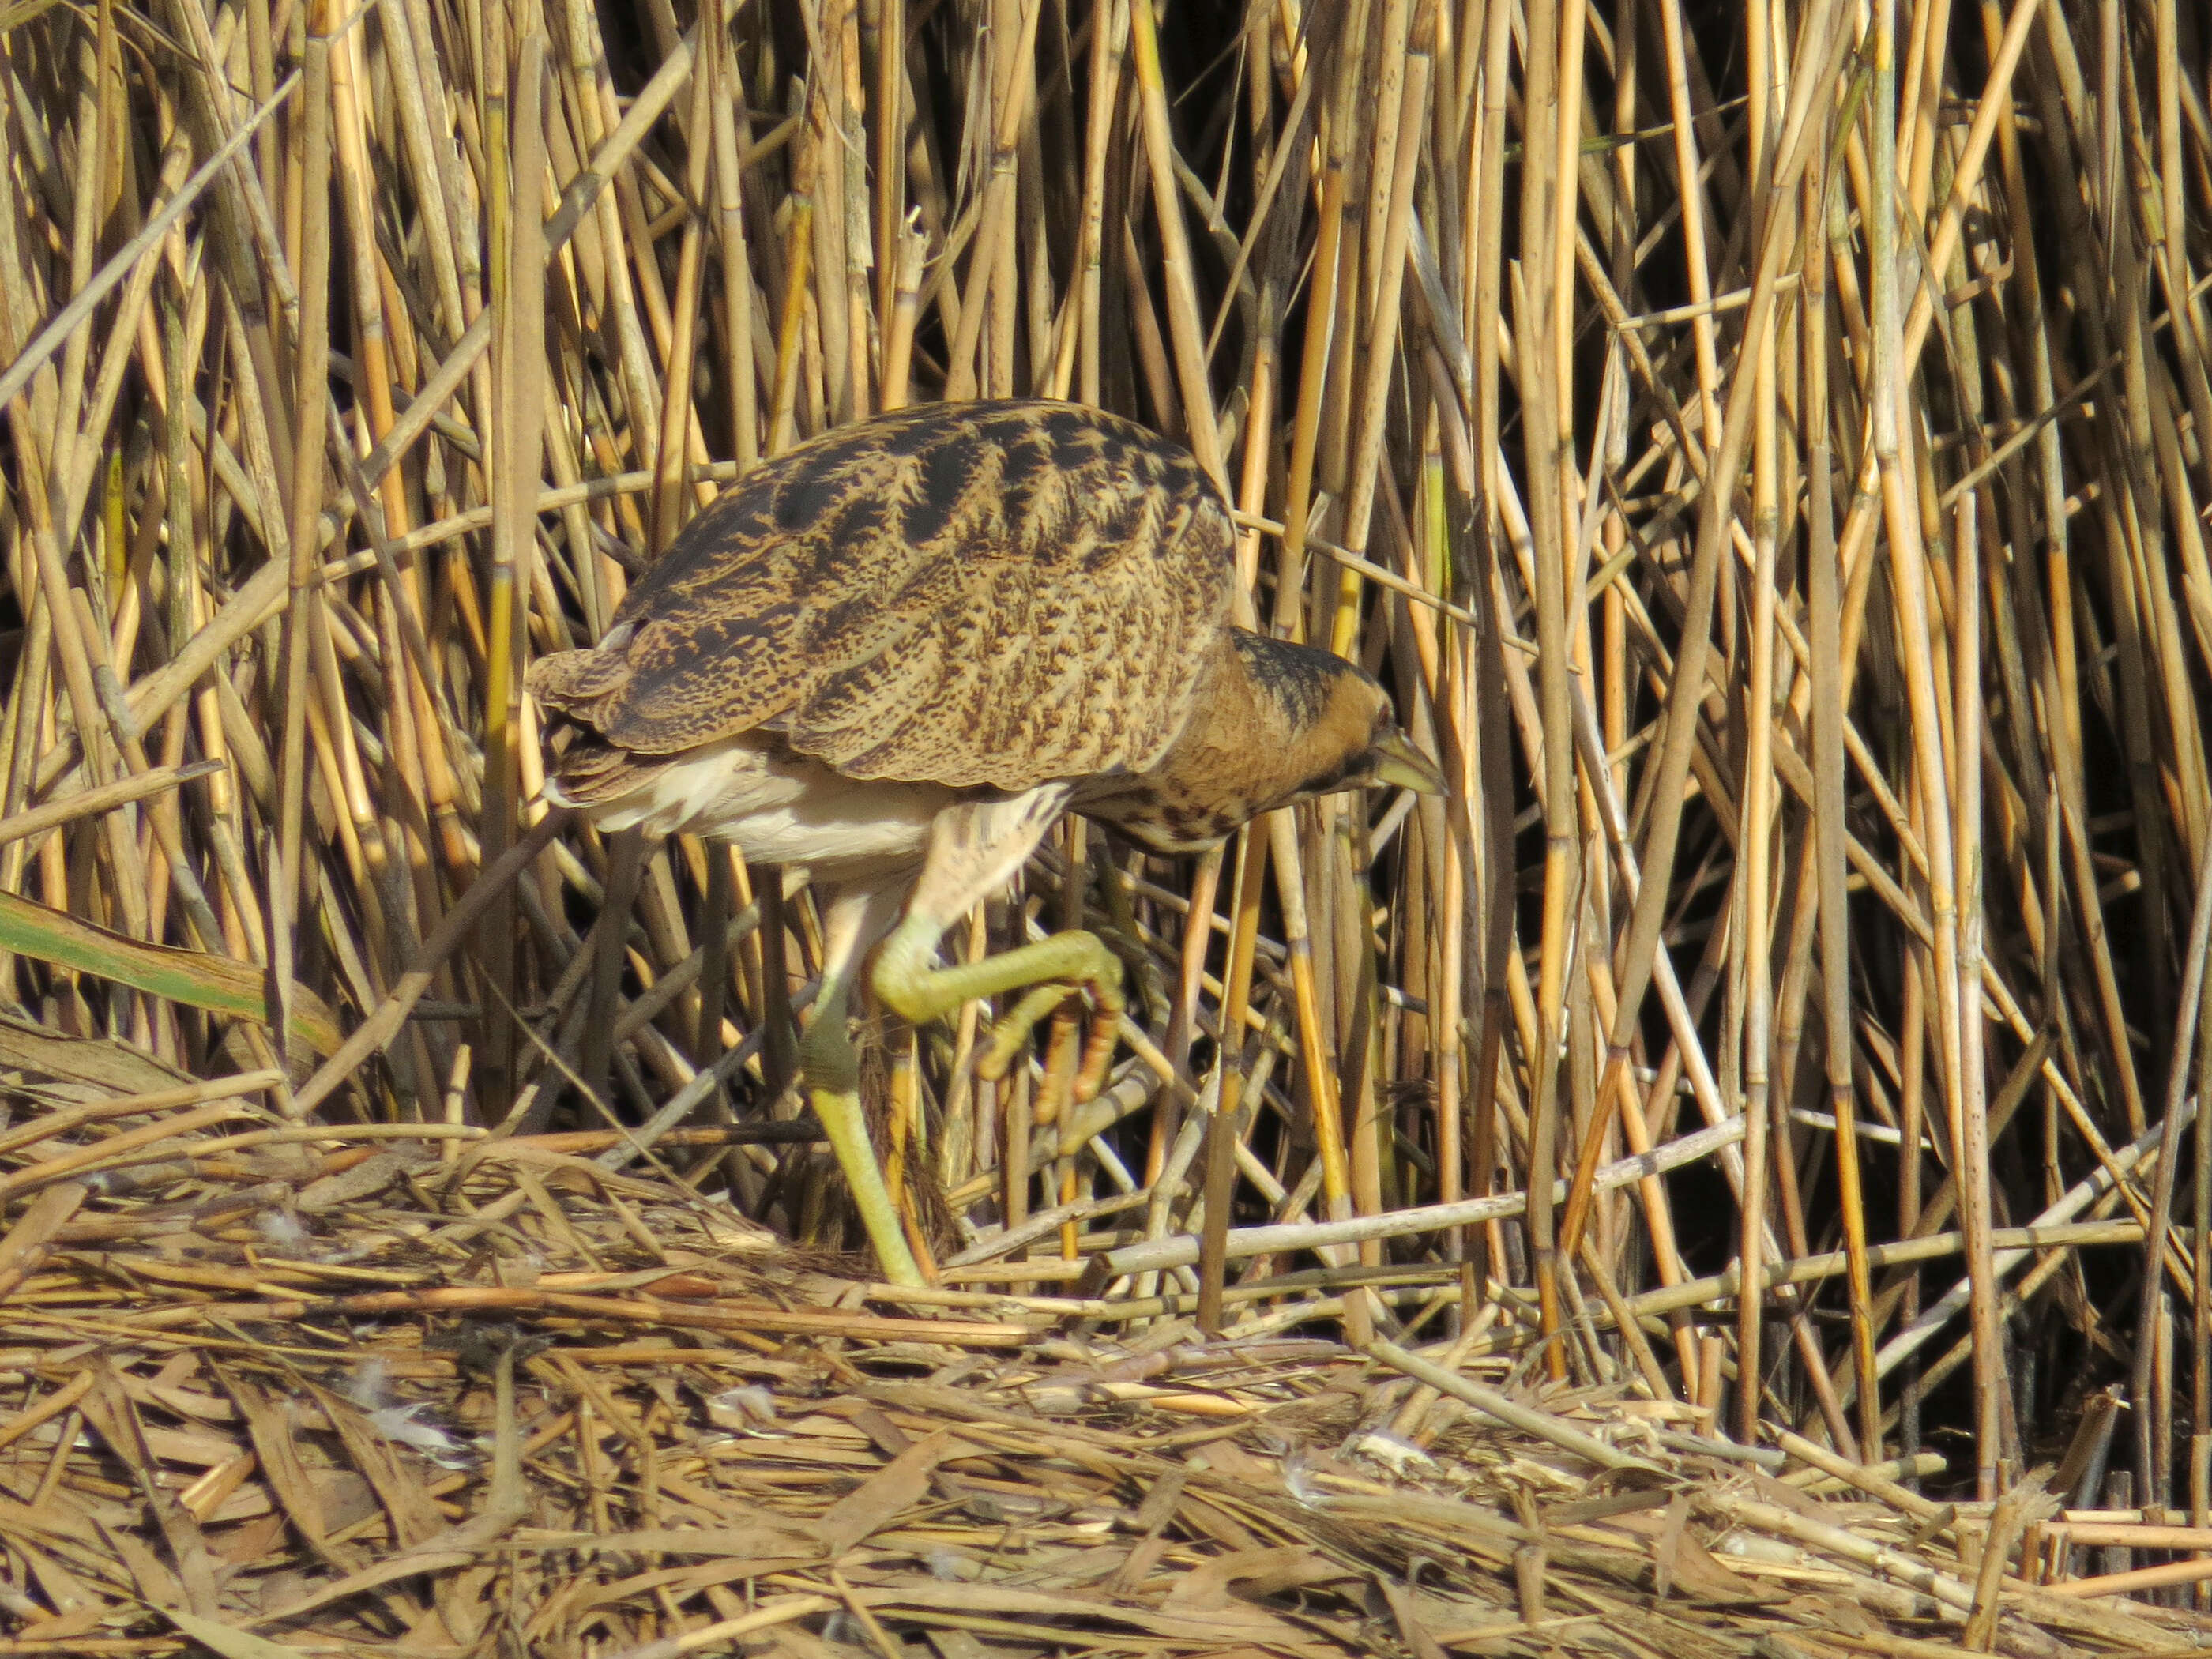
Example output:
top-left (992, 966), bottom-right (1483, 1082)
top-left (6, 0), bottom-right (2212, 1510)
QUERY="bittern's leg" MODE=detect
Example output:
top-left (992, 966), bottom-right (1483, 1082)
top-left (871, 787), bottom-right (1126, 1098)
top-left (799, 883), bottom-right (925, 1287)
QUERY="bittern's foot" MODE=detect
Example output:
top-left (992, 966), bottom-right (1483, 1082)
top-left (873, 915), bottom-right (1127, 1103)
top-left (797, 1004), bottom-right (927, 1288)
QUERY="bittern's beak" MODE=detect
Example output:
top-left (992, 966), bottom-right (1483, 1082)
top-left (1369, 729), bottom-right (1446, 796)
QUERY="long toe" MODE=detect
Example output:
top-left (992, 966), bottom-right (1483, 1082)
top-left (972, 938), bottom-right (1126, 1100)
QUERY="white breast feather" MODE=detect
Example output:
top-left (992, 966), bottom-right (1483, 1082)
top-left (547, 735), bottom-right (954, 873)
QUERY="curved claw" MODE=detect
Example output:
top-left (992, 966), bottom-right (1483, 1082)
top-left (1070, 992), bottom-right (1123, 1100)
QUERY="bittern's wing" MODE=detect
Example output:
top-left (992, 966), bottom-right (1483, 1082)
top-left (528, 401), bottom-right (1234, 792)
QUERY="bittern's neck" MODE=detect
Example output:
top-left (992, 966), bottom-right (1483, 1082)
top-left (1077, 630), bottom-right (1381, 852)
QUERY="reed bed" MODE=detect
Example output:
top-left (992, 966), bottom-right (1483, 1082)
top-left (2, 0), bottom-right (2212, 1645)
top-left (0, 1088), bottom-right (2201, 1654)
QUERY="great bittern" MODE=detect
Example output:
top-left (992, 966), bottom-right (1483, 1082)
top-left (529, 400), bottom-right (1443, 1285)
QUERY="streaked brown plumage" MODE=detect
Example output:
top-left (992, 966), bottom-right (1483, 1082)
top-left (532, 400), bottom-right (1226, 798)
top-left (529, 399), bottom-right (1442, 1285)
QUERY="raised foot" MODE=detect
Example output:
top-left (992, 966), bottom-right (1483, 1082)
top-left (976, 947), bottom-right (1124, 1098)
top-left (872, 915), bottom-right (1127, 1104)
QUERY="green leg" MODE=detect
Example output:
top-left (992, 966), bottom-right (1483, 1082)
top-left (803, 891), bottom-right (925, 1288)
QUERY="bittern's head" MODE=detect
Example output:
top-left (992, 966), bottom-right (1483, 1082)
top-left (1230, 631), bottom-right (1446, 807)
